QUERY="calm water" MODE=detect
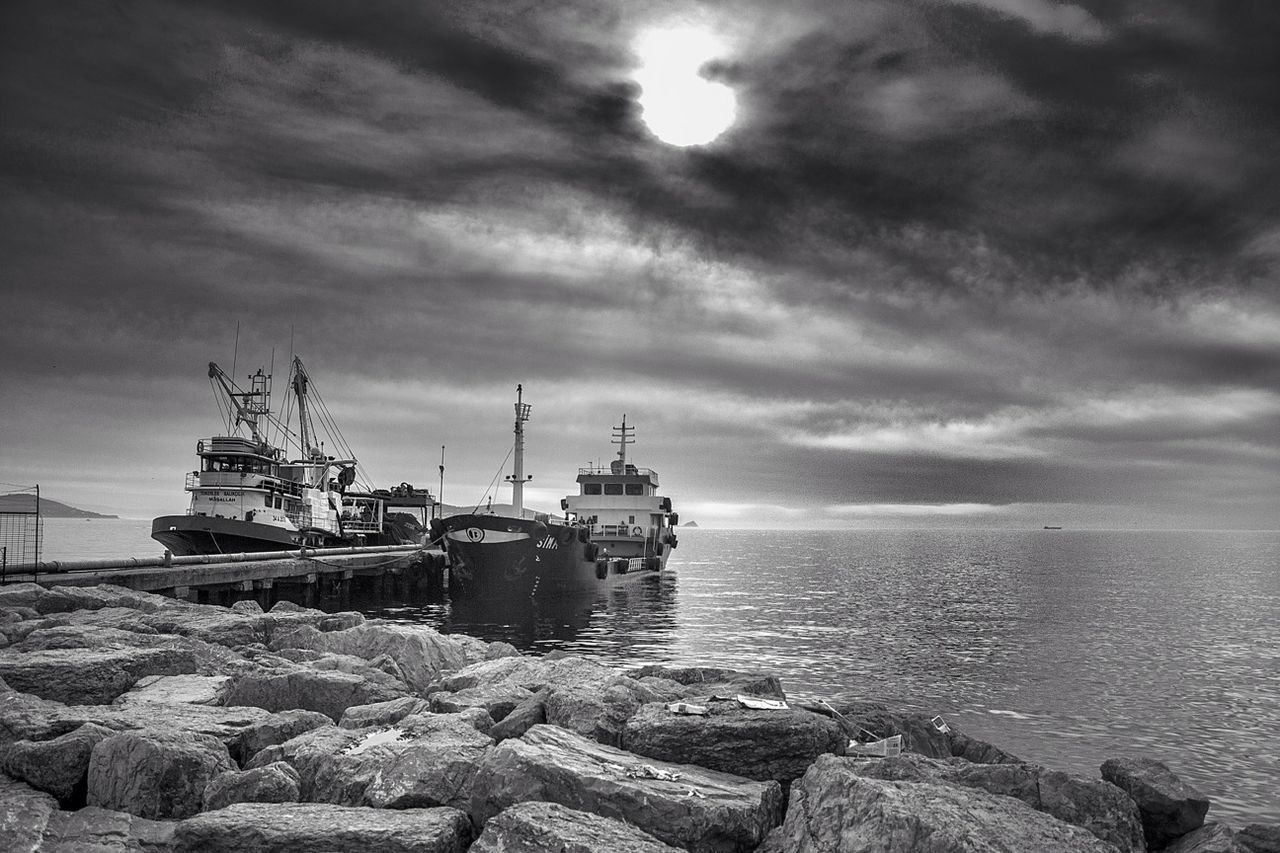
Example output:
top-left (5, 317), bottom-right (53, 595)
top-left (27, 520), bottom-right (1280, 823)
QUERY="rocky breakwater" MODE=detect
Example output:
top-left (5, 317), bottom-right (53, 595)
top-left (0, 582), bottom-right (1272, 853)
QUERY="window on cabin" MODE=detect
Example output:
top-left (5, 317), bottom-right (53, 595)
top-left (583, 483), bottom-right (602, 495)
top-left (625, 484), bottom-right (643, 495)
top-left (604, 483), bottom-right (623, 495)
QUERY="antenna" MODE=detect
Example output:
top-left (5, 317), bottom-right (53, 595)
top-left (438, 445), bottom-right (445, 520)
top-left (612, 414), bottom-right (634, 467)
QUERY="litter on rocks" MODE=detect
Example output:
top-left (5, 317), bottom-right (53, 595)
top-left (665, 701), bottom-right (710, 716)
top-left (625, 764), bottom-right (685, 782)
top-left (931, 715), bottom-right (951, 733)
top-left (849, 734), bottom-right (903, 758)
top-left (735, 694), bottom-right (789, 710)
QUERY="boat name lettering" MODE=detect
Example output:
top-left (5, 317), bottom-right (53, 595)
top-left (537, 536), bottom-right (558, 550)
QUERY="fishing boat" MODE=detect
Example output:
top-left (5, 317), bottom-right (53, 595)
top-left (434, 386), bottom-right (678, 598)
top-left (151, 358), bottom-right (433, 556)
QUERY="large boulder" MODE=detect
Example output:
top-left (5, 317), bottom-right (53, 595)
top-left (469, 723), bottom-right (783, 853)
top-left (0, 645), bottom-right (196, 704)
top-left (849, 754), bottom-right (1144, 853)
top-left (0, 722), bottom-right (115, 803)
top-left (203, 761), bottom-right (301, 810)
top-left (472, 801), bottom-right (681, 852)
top-left (0, 775), bottom-right (58, 853)
top-left (762, 754), bottom-right (1116, 853)
top-left (1102, 757), bottom-right (1210, 849)
top-left (1239, 824), bottom-right (1280, 850)
top-left (112, 673), bottom-right (230, 706)
top-left (259, 714), bottom-right (492, 810)
top-left (237, 709), bottom-right (334, 764)
top-left (86, 729), bottom-right (236, 819)
top-left (223, 666), bottom-right (410, 720)
top-left (429, 683), bottom-right (532, 722)
top-left (1238, 824), bottom-right (1280, 853)
top-left (1164, 823), bottom-right (1239, 853)
top-left (631, 665), bottom-right (786, 700)
top-left (173, 802), bottom-right (472, 852)
top-left (339, 697), bottom-right (432, 729)
top-left (269, 622), bottom-right (488, 693)
top-left (489, 688), bottom-right (548, 743)
top-left (623, 701), bottom-right (846, 785)
top-left (38, 805), bottom-right (175, 852)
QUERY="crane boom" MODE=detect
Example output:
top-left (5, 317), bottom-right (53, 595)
top-left (207, 362), bottom-right (269, 445)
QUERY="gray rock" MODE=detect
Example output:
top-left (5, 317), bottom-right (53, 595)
top-left (429, 683), bottom-right (532, 722)
top-left (203, 761), bottom-right (301, 810)
top-left (230, 600), bottom-right (265, 615)
top-left (223, 666), bottom-right (410, 720)
top-left (38, 805), bottom-right (176, 852)
top-left (268, 713), bottom-right (492, 809)
top-left (174, 802), bottom-right (472, 852)
top-left (87, 729), bottom-right (235, 819)
top-left (1238, 824), bottom-right (1280, 853)
top-left (631, 665), bottom-right (786, 699)
top-left (469, 723), bottom-right (783, 853)
top-left (763, 754), bottom-right (1116, 853)
top-left (112, 674), bottom-right (230, 706)
top-left (0, 646), bottom-right (196, 705)
top-left (1165, 822), bottom-right (1239, 853)
top-left (0, 775), bottom-right (58, 853)
top-left (489, 688), bottom-right (547, 742)
top-left (1102, 757), bottom-right (1211, 849)
top-left (850, 754), bottom-right (1144, 853)
top-left (623, 700), bottom-right (846, 785)
top-left (269, 622), bottom-right (483, 693)
top-left (0, 721), bottom-right (114, 802)
top-left (947, 728), bottom-right (1024, 764)
top-left (237, 708), bottom-right (334, 762)
top-left (471, 801), bottom-right (681, 852)
top-left (339, 697), bottom-right (432, 729)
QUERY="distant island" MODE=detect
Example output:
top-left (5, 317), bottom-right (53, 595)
top-left (684, 520), bottom-right (699, 527)
top-left (0, 494), bottom-right (118, 519)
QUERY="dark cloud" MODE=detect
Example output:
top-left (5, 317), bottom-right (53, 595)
top-left (1, 0), bottom-right (1277, 528)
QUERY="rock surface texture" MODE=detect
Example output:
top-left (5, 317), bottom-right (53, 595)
top-left (470, 723), bottom-right (783, 853)
top-left (471, 801), bottom-right (683, 852)
top-left (173, 802), bottom-right (473, 852)
top-left (764, 755), bottom-right (1118, 853)
top-left (1102, 757), bottom-right (1211, 849)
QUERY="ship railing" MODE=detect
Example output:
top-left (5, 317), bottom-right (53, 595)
top-left (591, 524), bottom-right (652, 539)
top-left (184, 471), bottom-right (199, 490)
top-left (577, 466), bottom-right (657, 477)
top-left (341, 519), bottom-right (382, 533)
top-left (627, 557), bottom-right (645, 572)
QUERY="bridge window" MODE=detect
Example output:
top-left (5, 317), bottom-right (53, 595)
top-left (604, 483), bottom-right (623, 495)
top-left (625, 484), bottom-right (643, 495)
top-left (583, 483), bottom-right (602, 495)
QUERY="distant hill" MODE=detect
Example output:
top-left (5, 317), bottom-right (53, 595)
top-left (684, 520), bottom-right (699, 527)
top-left (432, 502), bottom-right (548, 520)
top-left (0, 494), bottom-right (118, 518)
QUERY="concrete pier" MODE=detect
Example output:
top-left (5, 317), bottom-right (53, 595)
top-left (0, 544), bottom-right (448, 606)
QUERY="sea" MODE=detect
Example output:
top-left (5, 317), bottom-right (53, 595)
top-left (27, 518), bottom-right (1280, 824)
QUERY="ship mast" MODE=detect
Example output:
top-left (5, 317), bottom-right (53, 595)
top-left (291, 356), bottom-right (322, 461)
top-left (207, 362), bottom-right (270, 448)
top-left (506, 384), bottom-right (533, 517)
top-left (612, 414), bottom-right (633, 471)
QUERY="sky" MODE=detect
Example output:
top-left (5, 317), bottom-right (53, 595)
top-left (1, 0), bottom-right (1278, 529)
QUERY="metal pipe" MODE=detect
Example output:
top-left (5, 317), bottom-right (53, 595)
top-left (12, 543), bottom-right (427, 574)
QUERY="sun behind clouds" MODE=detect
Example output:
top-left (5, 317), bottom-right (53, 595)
top-left (632, 25), bottom-right (737, 147)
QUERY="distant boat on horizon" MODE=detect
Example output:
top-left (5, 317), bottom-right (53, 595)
top-left (1044, 525), bottom-right (1063, 529)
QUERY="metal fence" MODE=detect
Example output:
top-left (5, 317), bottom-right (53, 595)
top-left (0, 483), bottom-right (42, 581)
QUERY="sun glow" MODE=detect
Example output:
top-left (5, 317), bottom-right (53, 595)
top-left (633, 25), bottom-right (737, 147)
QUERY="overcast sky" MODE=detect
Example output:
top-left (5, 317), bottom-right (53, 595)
top-left (2, 0), bottom-right (1277, 529)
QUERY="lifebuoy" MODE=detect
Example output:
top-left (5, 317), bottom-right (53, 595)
top-left (196, 440), bottom-right (204, 453)
top-left (631, 525), bottom-right (643, 537)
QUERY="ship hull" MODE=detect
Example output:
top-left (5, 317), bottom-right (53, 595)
top-left (152, 514), bottom-right (420, 556)
top-left (151, 515), bottom-right (300, 556)
top-left (439, 513), bottom-right (662, 599)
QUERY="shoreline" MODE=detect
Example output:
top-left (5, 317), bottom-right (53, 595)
top-left (1, 582), bottom-right (1275, 852)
